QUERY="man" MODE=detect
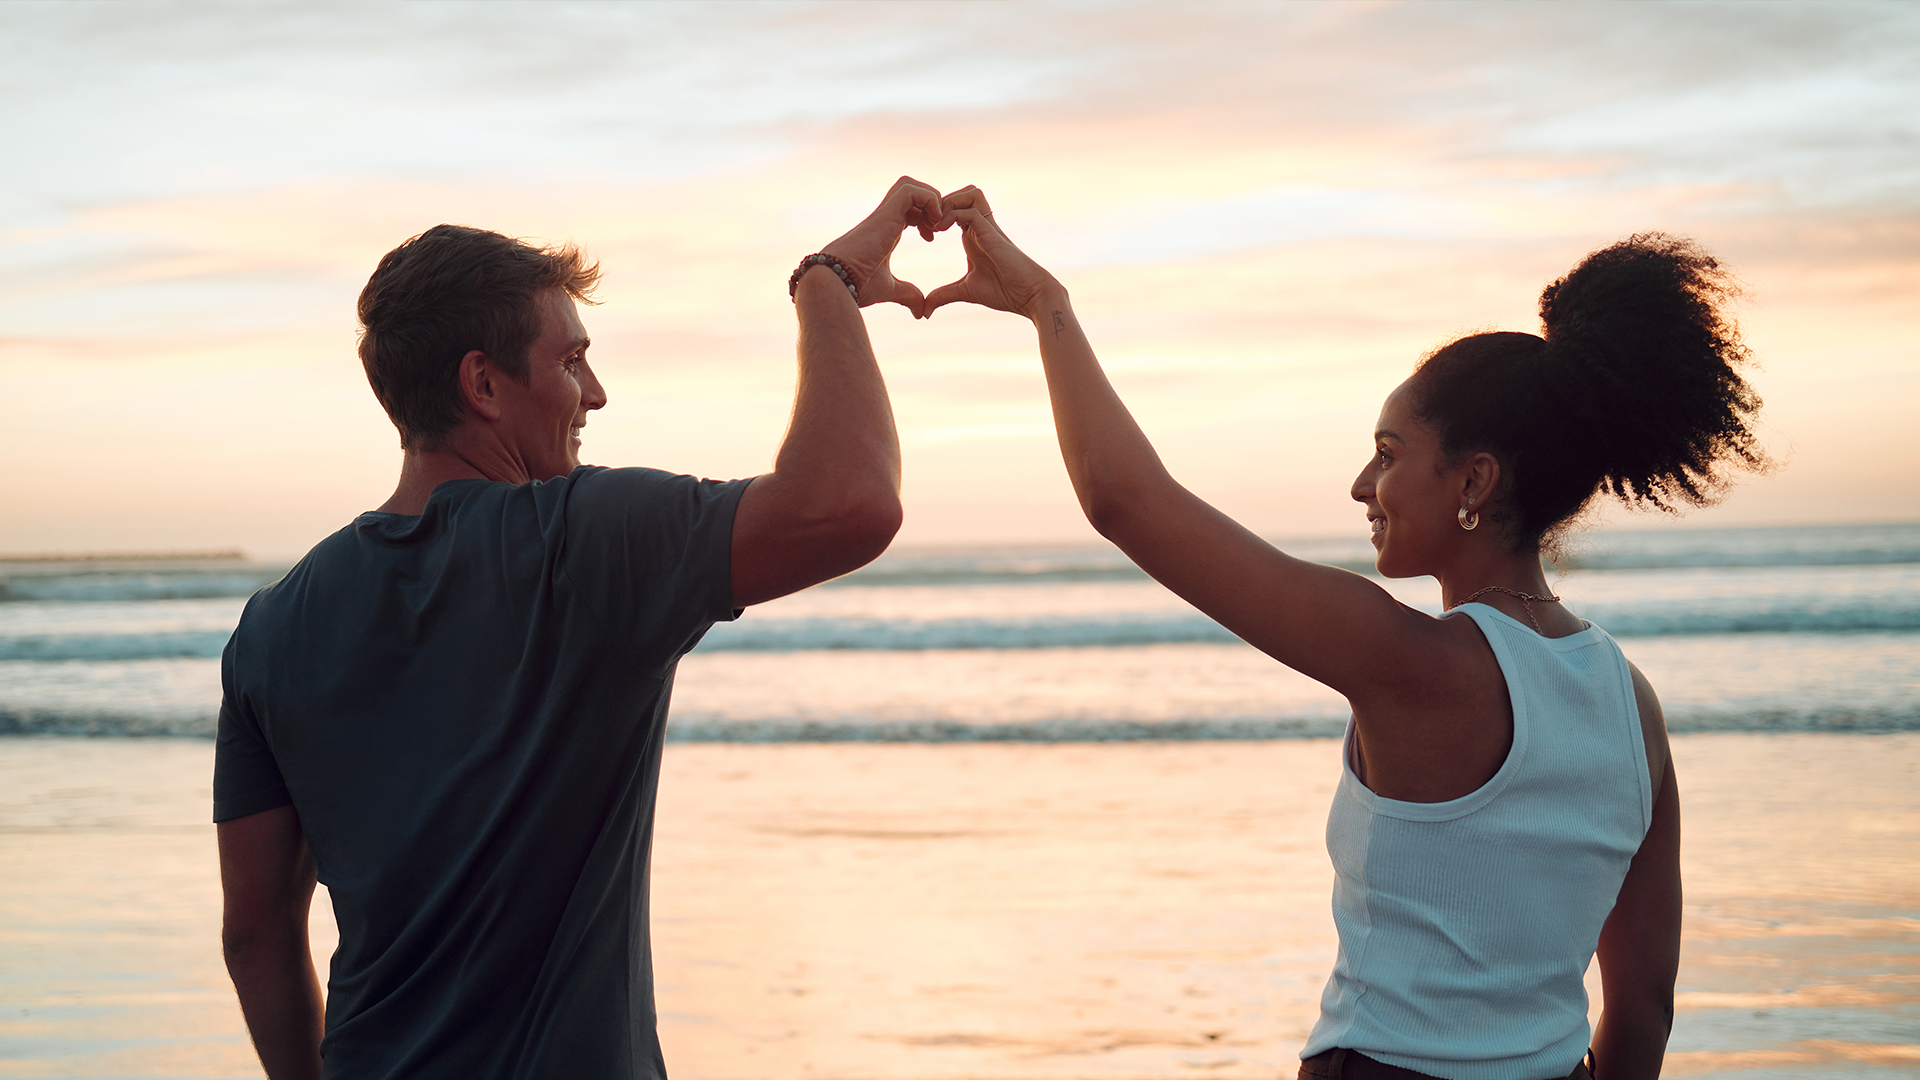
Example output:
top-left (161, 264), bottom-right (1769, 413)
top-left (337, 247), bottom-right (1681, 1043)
top-left (214, 177), bottom-right (948, 1079)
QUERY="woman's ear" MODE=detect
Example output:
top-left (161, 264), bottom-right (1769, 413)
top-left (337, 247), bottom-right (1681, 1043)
top-left (459, 350), bottom-right (505, 422)
top-left (1461, 451), bottom-right (1502, 512)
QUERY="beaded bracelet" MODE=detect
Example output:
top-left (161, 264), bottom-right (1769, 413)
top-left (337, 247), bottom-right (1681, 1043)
top-left (788, 253), bottom-right (859, 302)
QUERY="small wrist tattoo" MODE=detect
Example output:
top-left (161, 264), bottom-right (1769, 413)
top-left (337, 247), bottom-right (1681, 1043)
top-left (1051, 311), bottom-right (1067, 338)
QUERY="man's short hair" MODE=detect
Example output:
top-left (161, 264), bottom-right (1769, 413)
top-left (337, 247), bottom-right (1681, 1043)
top-left (358, 224), bottom-right (601, 450)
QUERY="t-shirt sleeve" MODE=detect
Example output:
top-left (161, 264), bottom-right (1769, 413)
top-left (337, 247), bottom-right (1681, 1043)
top-left (561, 467), bottom-right (753, 658)
top-left (212, 628), bottom-right (292, 823)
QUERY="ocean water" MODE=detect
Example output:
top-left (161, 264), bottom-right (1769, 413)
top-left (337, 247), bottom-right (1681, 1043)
top-left (2, 523), bottom-right (1917, 741)
top-left (3, 523), bottom-right (1917, 1078)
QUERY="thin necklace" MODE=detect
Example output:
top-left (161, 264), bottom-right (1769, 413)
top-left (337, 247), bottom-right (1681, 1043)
top-left (1455, 584), bottom-right (1562, 634)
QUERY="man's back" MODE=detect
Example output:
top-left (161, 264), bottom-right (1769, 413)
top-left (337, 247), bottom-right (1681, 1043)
top-left (217, 188), bottom-right (927, 1077)
top-left (215, 466), bottom-right (745, 1079)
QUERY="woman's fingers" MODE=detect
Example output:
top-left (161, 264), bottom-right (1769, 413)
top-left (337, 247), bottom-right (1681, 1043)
top-left (921, 276), bottom-right (972, 317)
top-left (954, 208), bottom-right (1027, 279)
top-left (940, 185), bottom-right (991, 219)
top-left (922, 209), bottom-right (1009, 317)
top-left (925, 204), bottom-right (1064, 323)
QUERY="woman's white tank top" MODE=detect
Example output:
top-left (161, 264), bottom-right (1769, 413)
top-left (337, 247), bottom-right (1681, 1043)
top-left (1301, 604), bottom-right (1652, 1080)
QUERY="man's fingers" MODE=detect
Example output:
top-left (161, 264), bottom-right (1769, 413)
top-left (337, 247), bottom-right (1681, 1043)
top-left (890, 175), bottom-right (945, 231)
top-left (832, 177), bottom-right (945, 269)
top-left (888, 278), bottom-right (928, 319)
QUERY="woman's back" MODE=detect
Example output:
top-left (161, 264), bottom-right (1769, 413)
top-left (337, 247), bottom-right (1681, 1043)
top-left (923, 201), bottom-right (1753, 1077)
top-left (1305, 605), bottom-right (1652, 1079)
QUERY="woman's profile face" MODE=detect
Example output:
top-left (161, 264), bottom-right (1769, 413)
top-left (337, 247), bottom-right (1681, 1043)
top-left (1351, 381), bottom-right (1468, 578)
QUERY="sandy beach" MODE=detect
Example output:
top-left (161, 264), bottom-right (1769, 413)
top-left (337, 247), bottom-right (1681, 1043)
top-left (2, 733), bottom-right (1916, 1079)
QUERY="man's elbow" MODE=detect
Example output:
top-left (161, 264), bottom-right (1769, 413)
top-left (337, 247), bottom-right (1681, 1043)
top-left (834, 489), bottom-right (903, 567)
top-left (222, 924), bottom-right (269, 975)
top-left (222, 912), bottom-right (305, 974)
top-left (785, 484), bottom-right (902, 574)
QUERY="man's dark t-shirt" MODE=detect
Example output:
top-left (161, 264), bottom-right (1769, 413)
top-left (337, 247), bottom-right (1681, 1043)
top-left (214, 466), bottom-right (748, 1079)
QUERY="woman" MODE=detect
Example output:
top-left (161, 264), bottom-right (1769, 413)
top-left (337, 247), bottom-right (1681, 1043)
top-left (918, 190), bottom-right (1766, 1080)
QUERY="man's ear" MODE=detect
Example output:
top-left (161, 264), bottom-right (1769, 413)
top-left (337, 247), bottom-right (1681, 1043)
top-left (459, 350), bottom-right (505, 422)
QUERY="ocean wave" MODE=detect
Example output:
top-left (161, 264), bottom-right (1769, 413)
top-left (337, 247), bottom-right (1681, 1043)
top-left (665, 707), bottom-right (1920, 741)
top-left (1575, 607), bottom-right (1920, 637)
top-left (692, 606), bottom-right (1920, 651)
top-left (9, 601), bottom-right (1918, 662)
top-left (1556, 523), bottom-right (1920, 571)
top-left (664, 716), bottom-right (1351, 742)
top-left (0, 631), bottom-right (234, 662)
top-left (0, 570), bottom-right (287, 604)
top-left (0, 707), bottom-right (218, 738)
top-left (5, 525), bottom-right (1916, 604)
top-left (828, 525), bottom-right (1920, 584)
top-left (6, 706), bottom-right (1915, 741)
top-left (1563, 548), bottom-right (1920, 571)
top-left (695, 616), bottom-right (1243, 652)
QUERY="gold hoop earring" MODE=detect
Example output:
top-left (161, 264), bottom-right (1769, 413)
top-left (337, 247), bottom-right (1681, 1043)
top-left (1458, 506), bottom-right (1479, 531)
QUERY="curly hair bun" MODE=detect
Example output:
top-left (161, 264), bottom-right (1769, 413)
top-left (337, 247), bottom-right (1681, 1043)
top-left (1411, 233), bottom-right (1767, 549)
top-left (1539, 233), bottom-right (1766, 515)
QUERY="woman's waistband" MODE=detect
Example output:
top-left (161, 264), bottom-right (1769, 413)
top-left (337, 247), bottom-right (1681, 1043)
top-left (1298, 1047), bottom-right (1592, 1080)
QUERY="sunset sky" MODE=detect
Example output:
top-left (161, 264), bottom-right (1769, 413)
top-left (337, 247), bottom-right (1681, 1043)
top-left (3, 1), bottom-right (1915, 558)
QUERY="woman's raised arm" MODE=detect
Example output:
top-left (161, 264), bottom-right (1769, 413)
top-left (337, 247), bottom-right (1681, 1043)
top-left (924, 188), bottom-right (1445, 700)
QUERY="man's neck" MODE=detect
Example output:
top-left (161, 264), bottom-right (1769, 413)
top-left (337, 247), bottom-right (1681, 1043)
top-left (376, 448), bottom-right (493, 515)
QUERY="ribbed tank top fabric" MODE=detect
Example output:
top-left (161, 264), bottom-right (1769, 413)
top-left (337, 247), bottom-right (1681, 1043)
top-left (1300, 604), bottom-right (1652, 1080)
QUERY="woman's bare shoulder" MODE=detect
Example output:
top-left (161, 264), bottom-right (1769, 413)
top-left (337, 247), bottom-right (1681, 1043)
top-left (1626, 660), bottom-right (1672, 798)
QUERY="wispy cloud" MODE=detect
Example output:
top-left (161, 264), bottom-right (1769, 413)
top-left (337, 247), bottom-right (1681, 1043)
top-left (2, 1), bottom-right (1915, 553)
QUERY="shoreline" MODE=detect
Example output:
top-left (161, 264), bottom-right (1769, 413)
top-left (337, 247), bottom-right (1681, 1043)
top-left (1, 734), bottom-right (1914, 1078)
top-left (7, 716), bottom-right (1920, 739)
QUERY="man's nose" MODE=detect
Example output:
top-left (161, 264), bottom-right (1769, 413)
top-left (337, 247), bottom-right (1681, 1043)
top-left (581, 363), bottom-right (609, 410)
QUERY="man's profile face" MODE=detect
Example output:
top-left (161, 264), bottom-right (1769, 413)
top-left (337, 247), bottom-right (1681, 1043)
top-left (500, 288), bottom-right (606, 482)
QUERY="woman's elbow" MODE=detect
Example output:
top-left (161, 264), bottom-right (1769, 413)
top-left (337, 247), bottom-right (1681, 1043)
top-left (1600, 987), bottom-right (1676, 1045)
top-left (1074, 466), bottom-right (1162, 541)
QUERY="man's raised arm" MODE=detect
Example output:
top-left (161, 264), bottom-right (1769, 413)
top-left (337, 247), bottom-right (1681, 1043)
top-left (729, 177), bottom-right (946, 606)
